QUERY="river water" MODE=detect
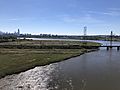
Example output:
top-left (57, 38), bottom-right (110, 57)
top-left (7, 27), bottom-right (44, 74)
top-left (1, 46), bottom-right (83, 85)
top-left (0, 40), bottom-right (120, 90)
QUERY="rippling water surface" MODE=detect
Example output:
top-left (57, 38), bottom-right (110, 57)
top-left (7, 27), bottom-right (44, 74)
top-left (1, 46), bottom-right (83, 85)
top-left (0, 64), bottom-right (57, 90)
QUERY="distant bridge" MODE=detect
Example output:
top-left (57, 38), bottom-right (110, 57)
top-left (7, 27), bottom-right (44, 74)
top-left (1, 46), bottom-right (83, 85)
top-left (84, 45), bottom-right (120, 51)
top-left (84, 31), bottom-right (120, 51)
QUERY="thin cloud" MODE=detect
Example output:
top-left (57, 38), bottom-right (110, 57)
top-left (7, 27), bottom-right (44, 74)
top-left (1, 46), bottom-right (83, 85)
top-left (88, 8), bottom-right (120, 16)
top-left (105, 8), bottom-right (120, 16)
top-left (108, 8), bottom-right (120, 11)
top-left (103, 11), bottom-right (120, 16)
top-left (60, 14), bottom-right (104, 24)
top-left (8, 18), bottom-right (21, 21)
top-left (7, 17), bottom-right (36, 21)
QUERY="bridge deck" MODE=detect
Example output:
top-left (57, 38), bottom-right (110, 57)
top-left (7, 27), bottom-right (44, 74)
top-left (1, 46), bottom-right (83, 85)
top-left (86, 45), bottom-right (120, 50)
top-left (88, 46), bottom-right (120, 47)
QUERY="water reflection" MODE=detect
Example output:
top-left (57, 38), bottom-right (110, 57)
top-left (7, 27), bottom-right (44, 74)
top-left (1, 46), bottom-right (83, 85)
top-left (48, 49), bottom-right (120, 90)
top-left (0, 64), bottom-right (56, 90)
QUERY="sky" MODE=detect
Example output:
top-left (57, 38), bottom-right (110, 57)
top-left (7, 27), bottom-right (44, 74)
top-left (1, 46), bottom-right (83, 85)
top-left (0, 0), bottom-right (120, 35)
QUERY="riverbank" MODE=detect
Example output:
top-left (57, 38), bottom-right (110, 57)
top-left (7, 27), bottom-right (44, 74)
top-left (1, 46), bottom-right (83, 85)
top-left (0, 40), bottom-right (100, 79)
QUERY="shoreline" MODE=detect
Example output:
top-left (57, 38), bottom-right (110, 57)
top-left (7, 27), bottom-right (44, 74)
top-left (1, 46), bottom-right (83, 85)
top-left (0, 48), bottom-right (98, 79)
top-left (0, 40), bottom-right (100, 79)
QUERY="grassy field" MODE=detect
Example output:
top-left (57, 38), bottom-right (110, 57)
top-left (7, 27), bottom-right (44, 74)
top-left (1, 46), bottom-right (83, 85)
top-left (0, 40), bottom-right (100, 78)
top-left (0, 39), bottom-right (101, 46)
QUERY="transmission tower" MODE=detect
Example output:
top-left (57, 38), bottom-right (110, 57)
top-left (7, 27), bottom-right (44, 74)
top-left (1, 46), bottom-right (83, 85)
top-left (83, 26), bottom-right (87, 40)
top-left (110, 31), bottom-right (113, 46)
top-left (84, 26), bottom-right (87, 36)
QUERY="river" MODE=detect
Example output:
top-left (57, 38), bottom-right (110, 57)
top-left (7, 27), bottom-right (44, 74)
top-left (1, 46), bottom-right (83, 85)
top-left (0, 40), bottom-right (120, 90)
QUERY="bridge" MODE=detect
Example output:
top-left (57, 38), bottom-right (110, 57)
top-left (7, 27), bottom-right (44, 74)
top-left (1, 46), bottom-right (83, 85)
top-left (83, 31), bottom-right (120, 50)
top-left (99, 31), bottom-right (120, 50)
top-left (103, 46), bottom-right (120, 51)
top-left (87, 46), bottom-right (120, 51)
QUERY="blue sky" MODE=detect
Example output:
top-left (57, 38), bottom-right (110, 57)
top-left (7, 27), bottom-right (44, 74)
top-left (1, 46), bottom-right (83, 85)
top-left (0, 0), bottom-right (120, 35)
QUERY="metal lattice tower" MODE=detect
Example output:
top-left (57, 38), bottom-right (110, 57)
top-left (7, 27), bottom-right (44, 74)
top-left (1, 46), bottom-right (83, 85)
top-left (84, 26), bottom-right (87, 36)
top-left (18, 29), bottom-right (20, 36)
top-left (110, 31), bottom-right (113, 46)
top-left (17, 29), bottom-right (20, 44)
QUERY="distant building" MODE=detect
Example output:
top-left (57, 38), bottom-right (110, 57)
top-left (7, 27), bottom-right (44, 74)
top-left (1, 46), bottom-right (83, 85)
top-left (0, 31), bottom-right (3, 35)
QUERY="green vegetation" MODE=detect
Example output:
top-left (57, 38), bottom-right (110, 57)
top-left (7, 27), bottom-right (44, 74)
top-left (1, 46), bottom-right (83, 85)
top-left (0, 39), bottom-right (101, 46)
top-left (0, 36), bottom-right (16, 43)
top-left (0, 40), bottom-right (100, 78)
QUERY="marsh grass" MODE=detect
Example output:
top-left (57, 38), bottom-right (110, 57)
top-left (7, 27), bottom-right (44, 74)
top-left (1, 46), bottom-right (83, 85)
top-left (0, 40), bottom-right (100, 78)
top-left (0, 49), bottom-right (87, 78)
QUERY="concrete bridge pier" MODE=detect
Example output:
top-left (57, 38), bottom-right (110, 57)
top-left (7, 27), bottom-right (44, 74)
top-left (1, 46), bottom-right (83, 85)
top-left (107, 47), bottom-right (109, 50)
top-left (106, 46), bottom-right (119, 51)
top-left (117, 47), bottom-right (120, 51)
top-left (107, 46), bottom-right (112, 51)
top-left (107, 46), bottom-right (112, 50)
